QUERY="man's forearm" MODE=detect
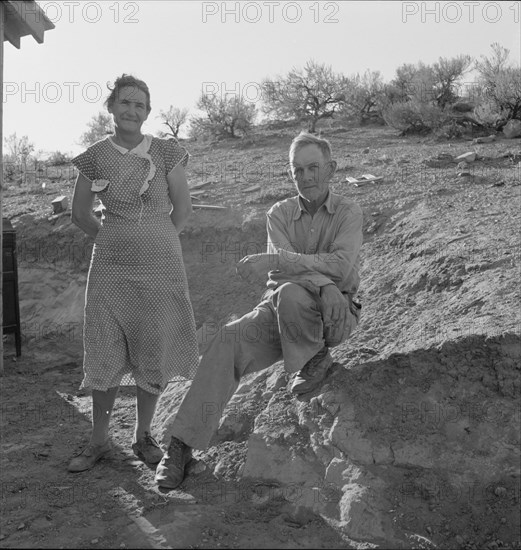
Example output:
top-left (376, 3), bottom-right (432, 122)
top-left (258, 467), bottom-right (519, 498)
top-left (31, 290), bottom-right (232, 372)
top-left (276, 249), bottom-right (354, 285)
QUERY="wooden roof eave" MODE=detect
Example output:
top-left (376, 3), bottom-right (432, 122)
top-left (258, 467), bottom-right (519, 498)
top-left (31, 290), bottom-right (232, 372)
top-left (3, 0), bottom-right (55, 49)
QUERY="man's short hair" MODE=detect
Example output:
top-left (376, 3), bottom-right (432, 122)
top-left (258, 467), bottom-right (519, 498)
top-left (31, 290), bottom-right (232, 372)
top-left (289, 132), bottom-right (333, 163)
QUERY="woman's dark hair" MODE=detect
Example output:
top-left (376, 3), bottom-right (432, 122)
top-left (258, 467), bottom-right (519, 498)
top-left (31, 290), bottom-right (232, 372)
top-left (105, 74), bottom-right (151, 112)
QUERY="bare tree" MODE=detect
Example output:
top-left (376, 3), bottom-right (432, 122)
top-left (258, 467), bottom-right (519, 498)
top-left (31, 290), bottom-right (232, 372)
top-left (262, 60), bottom-right (345, 133)
top-left (341, 70), bottom-right (386, 123)
top-left (432, 55), bottom-right (472, 108)
top-left (474, 44), bottom-right (521, 125)
top-left (475, 43), bottom-right (510, 87)
top-left (3, 132), bottom-right (34, 166)
top-left (3, 133), bottom-right (35, 180)
top-left (392, 62), bottom-right (437, 103)
top-left (157, 106), bottom-right (189, 138)
top-left (493, 67), bottom-right (521, 121)
top-left (80, 112), bottom-right (114, 148)
top-left (189, 94), bottom-right (256, 139)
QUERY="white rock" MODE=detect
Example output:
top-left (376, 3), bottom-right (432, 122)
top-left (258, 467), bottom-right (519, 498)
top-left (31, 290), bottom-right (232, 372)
top-left (455, 152), bottom-right (477, 163)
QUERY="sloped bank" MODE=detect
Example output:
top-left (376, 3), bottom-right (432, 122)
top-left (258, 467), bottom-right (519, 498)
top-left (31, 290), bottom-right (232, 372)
top-left (9, 198), bottom-right (520, 548)
top-left (10, 209), bottom-right (268, 348)
top-left (156, 332), bottom-right (520, 549)
top-left (181, 209), bottom-right (269, 328)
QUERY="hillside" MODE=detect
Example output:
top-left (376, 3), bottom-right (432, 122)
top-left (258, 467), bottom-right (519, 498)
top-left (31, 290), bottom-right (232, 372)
top-left (1, 122), bottom-right (520, 549)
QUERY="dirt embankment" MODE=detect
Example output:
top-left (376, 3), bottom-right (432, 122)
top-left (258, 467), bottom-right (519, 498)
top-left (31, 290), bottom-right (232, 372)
top-left (1, 125), bottom-right (520, 548)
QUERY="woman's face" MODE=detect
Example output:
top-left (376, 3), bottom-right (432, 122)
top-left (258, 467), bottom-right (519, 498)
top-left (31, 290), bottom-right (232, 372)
top-left (109, 85), bottom-right (150, 133)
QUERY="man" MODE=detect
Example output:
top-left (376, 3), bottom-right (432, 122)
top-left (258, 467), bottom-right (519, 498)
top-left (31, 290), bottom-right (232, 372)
top-left (155, 131), bottom-right (363, 489)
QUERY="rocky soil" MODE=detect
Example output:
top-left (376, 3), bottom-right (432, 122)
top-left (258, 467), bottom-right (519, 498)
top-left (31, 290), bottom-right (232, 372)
top-left (1, 123), bottom-right (520, 548)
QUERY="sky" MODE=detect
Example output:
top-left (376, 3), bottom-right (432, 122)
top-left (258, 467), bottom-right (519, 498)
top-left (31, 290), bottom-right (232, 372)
top-left (3, 0), bottom-right (521, 156)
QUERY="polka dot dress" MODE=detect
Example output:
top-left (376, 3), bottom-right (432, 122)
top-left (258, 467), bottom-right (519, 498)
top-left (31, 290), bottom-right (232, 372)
top-left (72, 136), bottom-right (199, 395)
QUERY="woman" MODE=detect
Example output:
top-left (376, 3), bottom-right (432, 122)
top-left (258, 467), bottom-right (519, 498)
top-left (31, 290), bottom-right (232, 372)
top-left (68, 74), bottom-right (199, 472)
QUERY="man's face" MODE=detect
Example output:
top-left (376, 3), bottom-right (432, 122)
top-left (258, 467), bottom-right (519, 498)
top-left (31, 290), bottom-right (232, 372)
top-left (289, 144), bottom-right (335, 203)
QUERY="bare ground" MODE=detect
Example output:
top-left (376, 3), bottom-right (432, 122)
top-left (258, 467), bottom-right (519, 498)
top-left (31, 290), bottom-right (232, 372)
top-left (1, 123), bottom-right (520, 548)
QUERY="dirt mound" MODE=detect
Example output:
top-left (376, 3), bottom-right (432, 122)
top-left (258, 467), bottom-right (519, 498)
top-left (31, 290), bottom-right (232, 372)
top-left (155, 332), bottom-right (520, 548)
top-left (2, 125), bottom-right (520, 548)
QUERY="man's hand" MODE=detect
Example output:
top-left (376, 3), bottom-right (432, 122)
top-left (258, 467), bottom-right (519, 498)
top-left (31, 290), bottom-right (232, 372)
top-left (319, 284), bottom-right (347, 339)
top-left (236, 253), bottom-right (279, 282)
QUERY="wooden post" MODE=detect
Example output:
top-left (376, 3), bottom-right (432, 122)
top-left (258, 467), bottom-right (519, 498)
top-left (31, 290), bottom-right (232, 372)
top-left (0, 3), bottom-right (56, 372)
top-left (1, 1), bottom-right (5, 374)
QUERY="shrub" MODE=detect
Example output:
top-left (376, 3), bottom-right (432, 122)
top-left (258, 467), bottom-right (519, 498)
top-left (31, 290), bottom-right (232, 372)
top-left (47, 151), bottom-right (71, 166)
top-left (474, 100), bottom-right (504, 128)
top-left (383, 101), bottom-right (428, 134)
top-left (433, 121), bottom-right (464, 140)
top-left (189, 94), bottom-right (256, 140)
top-left (79, 112), bottom-right (114, 148)
top-left (475, 44), bottom-right (521, 125)
top-left (384, 100), bottom-right (450, 135)
top-left (418, 102), bottom-right (451, 130)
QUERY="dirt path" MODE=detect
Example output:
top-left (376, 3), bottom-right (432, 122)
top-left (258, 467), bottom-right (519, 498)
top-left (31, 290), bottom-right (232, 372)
top-left (0, 342), bottom-right (355, 549)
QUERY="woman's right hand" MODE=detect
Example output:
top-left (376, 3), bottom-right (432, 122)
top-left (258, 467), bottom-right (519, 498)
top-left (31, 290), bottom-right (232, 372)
top-left (71, 172), bottom-right (102, 238)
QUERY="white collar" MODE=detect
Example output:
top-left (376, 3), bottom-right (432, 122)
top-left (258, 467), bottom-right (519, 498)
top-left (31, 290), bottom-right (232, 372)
top-left (108, 134), bottom-right (156, 199)
top-left (108, 134), bottom-right (152, 155)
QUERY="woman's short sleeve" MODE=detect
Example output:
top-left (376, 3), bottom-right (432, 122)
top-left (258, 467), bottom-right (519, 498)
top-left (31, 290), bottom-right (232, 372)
top-left (72, 148), bottom-right (97, 182)
top-left (163, 138), bottom-right (189, 174)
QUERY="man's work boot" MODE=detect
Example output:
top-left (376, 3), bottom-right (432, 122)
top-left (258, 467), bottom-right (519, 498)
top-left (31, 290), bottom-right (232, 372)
top-left (155, 436), bottom-right (192, 489)
top-left (291, 346), bottom-right (333, 395)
